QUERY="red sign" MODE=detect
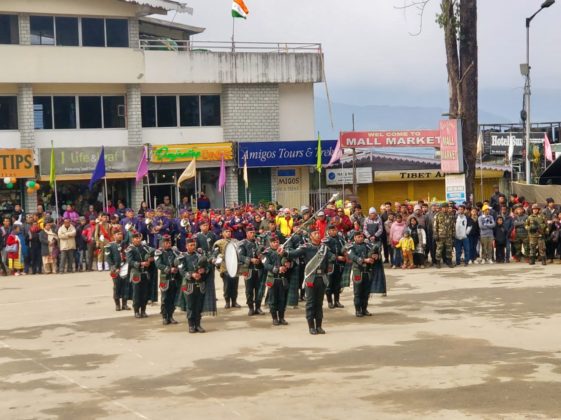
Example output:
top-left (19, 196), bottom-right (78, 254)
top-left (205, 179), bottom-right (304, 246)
top-left (440, 119), bottom-right (464, 174)
top-left (340, 130), bottom-right (441, 148)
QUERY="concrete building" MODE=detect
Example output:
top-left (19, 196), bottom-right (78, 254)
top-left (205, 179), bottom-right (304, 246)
top-left (0, 0), bottom-right (323, 214)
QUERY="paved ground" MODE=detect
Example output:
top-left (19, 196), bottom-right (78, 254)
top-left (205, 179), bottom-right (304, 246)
top-left (1, 263), bottom-right (561, 419)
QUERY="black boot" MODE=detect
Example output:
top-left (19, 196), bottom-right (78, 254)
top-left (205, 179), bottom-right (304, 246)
top-left (542, 258), bottom-right (547, 266)
top-left (529, 257), bottom-right (536, 265)
top-left (334, 291), bottom-right (344, 308)
top-left (122, 299), bottom-right (130, 310)
top-left (195, 320), bottom-right (206, 333)
top-left (308, 319), bottom-right (317, 335)
top-left (162, 316), bottom-right (171, 325)
top-left (272, 312), bottom-right (280, 326)
top-left (279, 311), bottom-right (288, 325)
top-left (327, 293), bottom-right (334, 309)
top-left (188, 320), bottom-right (196, 333)
top-left (355, 305), bottom-right (364, 317)
top-left (255, 304), bottom-right (264, 315)
top-left (169, 314), bottom-right (178, 324)
top-left (232, 299), bottom-right (241, 308)
top-left (436, 261), bottom-right (442, 269)
top-left (362, 305), bottom-right (372, 316)
top-left (140, 306), bottom-right (148, 318)
top-left (224, 298), bottom-right (231, 309)
top-left (248, 303), bottom-right (255, 316)
top-left (114, 299), bottom-right (122, 311)
top-left (134, 308), bottom-right (141, 318)
top-left (316, 318), bottom-right (325, 334)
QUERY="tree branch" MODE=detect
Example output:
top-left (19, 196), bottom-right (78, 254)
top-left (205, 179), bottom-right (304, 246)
top-left (394, 0), bottom-right (431, 36)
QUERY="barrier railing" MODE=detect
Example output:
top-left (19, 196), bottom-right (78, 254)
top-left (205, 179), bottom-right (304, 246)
top-left (140, 39), bottom-right (322, 54)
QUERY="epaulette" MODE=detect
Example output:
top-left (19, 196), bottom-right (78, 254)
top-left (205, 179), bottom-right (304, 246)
top-left (125, 245), bottom-right (134, 253)
top-left (154, 249), bottom-right (163, 256)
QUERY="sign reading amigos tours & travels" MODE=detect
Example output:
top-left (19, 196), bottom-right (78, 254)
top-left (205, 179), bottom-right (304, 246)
top-left (339, 130), bottom-right (441, 148)
top-left (151, 143), bottom-right (233, 163)
top-left (439, 119), bottom-right (464, 174)
top-left (39, 147), bottom-right (143, 176)
top-left (238, 140), bottom-right (338, 168)
top-left (0, 149), bottom-right (34, 178)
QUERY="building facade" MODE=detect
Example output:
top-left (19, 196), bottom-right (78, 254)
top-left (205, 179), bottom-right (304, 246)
top-left (0, 0), bottom-right (323, 213)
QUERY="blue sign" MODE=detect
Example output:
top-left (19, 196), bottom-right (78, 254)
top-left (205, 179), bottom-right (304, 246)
top-left (238, 140), bottom-right (338, 168)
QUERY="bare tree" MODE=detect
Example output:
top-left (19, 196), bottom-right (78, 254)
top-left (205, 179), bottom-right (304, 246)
top-left (397, 0), bottom-right (478, 198)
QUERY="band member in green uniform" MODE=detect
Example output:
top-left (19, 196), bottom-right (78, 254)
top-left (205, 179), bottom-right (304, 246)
top-left (104, 227), bottom-right (130, 311)
top-left (126, 233), bottom-right (155, 319)
top-left (262, 235), bottom-right (289, 326)
top-left (155, 235), bottom-right (180, 325)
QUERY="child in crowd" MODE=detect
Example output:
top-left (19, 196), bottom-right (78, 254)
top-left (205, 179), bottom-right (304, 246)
top-left (396, 230), bottom-right (415, 269)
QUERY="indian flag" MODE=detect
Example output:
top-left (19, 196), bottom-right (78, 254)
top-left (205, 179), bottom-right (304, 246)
top-left (232, 0), bottom-right (249, 19)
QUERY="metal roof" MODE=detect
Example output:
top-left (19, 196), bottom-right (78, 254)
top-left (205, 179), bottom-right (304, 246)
top-left (122, 0), bottom-right (193, 14)
top-left (139, 16), bottom-right (204, 34)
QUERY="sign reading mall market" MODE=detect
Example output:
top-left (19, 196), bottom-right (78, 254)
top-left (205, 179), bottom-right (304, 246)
top-left (340, 130), bottom-right (441, 148)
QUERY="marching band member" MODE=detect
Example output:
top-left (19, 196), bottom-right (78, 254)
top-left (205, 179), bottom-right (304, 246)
top-left (238, 226), bottom-right (264, 316)
top-left (155, 235), bottom-right (180, 325)
top-left (213, 227), bottom-right (241, 309)
top-left (193, 219), bottom-right (218, 316)
top-left (262, 234), bottom-right (289, 326)
top-left (105, 227), bottom-right (130, 312)
top-left (325, 224), bottom-right (347, 309)
top-left (126, 233), bottom-right (155, 319)
top-left (94, 213), bottom-right (112, 271)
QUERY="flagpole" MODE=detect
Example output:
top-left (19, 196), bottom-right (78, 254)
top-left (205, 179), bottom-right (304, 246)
top-left (51, 140), bottom-right (60, 221)
top-left (231, 16), bottom-right (235, 52)
top-left (104, 177), bottom-right (109, 213)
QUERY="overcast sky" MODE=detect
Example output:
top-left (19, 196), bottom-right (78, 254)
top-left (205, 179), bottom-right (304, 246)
top-left (167, 0), bottom-right (560, 117)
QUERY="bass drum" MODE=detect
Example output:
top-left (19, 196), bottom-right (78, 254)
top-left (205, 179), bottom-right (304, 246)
top-left (224, 239), bottom-right (240, 278)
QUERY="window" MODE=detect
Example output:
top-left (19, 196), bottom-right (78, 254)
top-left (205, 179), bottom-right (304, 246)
top-left (82, 18), bottom-right (105, 47)
top-left (30, 16), bottom-right (54, 45)
top-left (53, 96), bottom-right (76, 129)
top-left (141, 96), bottom-right (156, 128)
top-left (179, 96), bottom-right (200, 127)
top-left (106, 19), bottom-right (128, 47)
top-left (55, 16), bottom-right (79, 46)
top-left (0, 15), bottom-right (19, 45)
top-left (103, 96), bottom-right (126, 128)
top-left (0, 97), bottom-right (18, 130)
top-left (201, 95), bottom-right (221, 126)
top-left (33, 97), bottom-right (53, 129)
top-left (79, 96), bottom-right (102, 129)
top-left (156, 96), bottom-right (177, 127)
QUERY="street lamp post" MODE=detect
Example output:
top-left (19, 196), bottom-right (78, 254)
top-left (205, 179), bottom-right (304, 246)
top-left (524, 0), bottom-right (555, 184)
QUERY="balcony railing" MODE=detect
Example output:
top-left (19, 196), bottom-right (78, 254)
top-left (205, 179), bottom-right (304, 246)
top-left (140, 39), bottom-right (322, 54)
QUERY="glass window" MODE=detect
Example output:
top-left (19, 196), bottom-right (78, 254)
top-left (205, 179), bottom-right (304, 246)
top-left (157, 96), bottom-right (177, 127)
top-left (33, 97), bottom-right (53, 129)
top-left (0, 15), bottom-right (19, 45)
top-left (82, 18), bottom-right (105, 47)
top-left (0, 97), bottom-right (18, 130)
top-left (53, 96), bottom-right (76, 129)
top-left (179, 96), bottom-right (200, 127)
top-left (141, 96), bottom-right (156, 128)
top-left (30, 16), bottom-right (54, 45)
top-left (55, 16), bottom-right (79, 46)
top-left (106, 19), bottom-right (128, 47)
top-left (79, 96), bottom-right (102, 129)
top-left (103, 96), bottom-right (126, 128)
top-left (201, 95), bottom-right (221, 126)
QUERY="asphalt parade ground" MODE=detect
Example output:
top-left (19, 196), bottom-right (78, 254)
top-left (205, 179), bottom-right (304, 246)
top-left (1, 264), bottom-right (561, 419)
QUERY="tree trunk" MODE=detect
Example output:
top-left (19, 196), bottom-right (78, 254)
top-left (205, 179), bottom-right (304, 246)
top-left (459, 0), bottom-right (478, 199)
top-left (443, 0), bottom-right (460, 117)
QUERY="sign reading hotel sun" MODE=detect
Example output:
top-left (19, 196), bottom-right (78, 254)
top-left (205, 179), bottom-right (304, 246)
top-left (439, 119), bottom-right (464, 174)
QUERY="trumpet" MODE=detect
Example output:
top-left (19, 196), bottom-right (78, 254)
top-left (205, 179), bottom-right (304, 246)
top-left (124, 222), bottom-right (134, 232)
top-left (180, 219), bottom-right (190, 228)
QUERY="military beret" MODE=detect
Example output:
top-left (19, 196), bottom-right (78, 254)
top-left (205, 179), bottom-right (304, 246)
top-left (328, 224), bottom-right (337, 230)
top-left (440, 202), bottom-right (449, 208)
top-left (246, 225), bottom-right (255, 232)
top-left (132, 232), bottom-right (143, 239)
top-left (269, 234), bottom-right (280, 242)
top-left (111, 227), bottom-right (122, 234)
top-left (161, 234), bottom-right (172, 241)
top-left (186, 238), bottom-right (196, 244)
top-left (125, 208), bottom-right (133, 212)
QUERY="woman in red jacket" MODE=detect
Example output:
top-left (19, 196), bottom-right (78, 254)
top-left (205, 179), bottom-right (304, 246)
top-left (6, 223), bottom-right (24, 276)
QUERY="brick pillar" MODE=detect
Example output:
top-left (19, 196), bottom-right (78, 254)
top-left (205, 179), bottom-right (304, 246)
top-left (128, 18), bottom-right (140, 49)
top-left (19, 14), bottom-right (31, 45)
top-left (225, 167), bottom-right (238, 207)
top-left (17, 83), bottom-right (37, 211)
top-left (127, 84), bottom-right (144, 211)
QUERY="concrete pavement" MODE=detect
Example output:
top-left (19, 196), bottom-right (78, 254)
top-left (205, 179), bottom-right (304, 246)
top-left (1, 263), bottom-right (561, 419)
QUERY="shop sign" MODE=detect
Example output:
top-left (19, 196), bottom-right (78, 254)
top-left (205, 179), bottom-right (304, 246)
top-left (0, 149), bottom-right (34, 178)
top-left (445, 174), bottom-right (467, 202)
top-left (374, 170), bottom-right (445, 182)
top-left (277, 168), bottom-right (302, 193)
top-left (340, 130), bottom-right (441, 149)
top-left (39, 147), bottom-right (142, 176)
top-left (326, 168), bottom-right (372, 185)
top-left (238, 140), bottom-right (338, 168)
top-left (152, 143), bottom-right (233, 163)
top-left (440, 119), bottom-right (464, 174)
top-left (486, 132), bottom-right (544, 156)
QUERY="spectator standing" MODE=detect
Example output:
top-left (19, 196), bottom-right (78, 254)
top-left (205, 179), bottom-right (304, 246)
top-left (29, 221), bottom-right (42, 274)
top-left (6, 222), bottom-right (25, 275)
top-left (454, 205), bottom-right (472, 266)
top-left (58, 218), bottom-right (77, 273)
top-left (494, 216), bottom-right (508, 263)
top-left (389, 214), bottom-right (407, 268)
top-left (478, 205), bottom-right (496, 264)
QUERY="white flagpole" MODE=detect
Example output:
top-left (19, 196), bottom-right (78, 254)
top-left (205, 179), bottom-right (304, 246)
top-left (104, 177), bottom-right (109, 213)
top-left (54, 178), bottom-right (60, 221)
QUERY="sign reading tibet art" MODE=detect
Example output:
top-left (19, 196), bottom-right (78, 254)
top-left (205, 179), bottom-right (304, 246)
top-left (439, 119), bottom-right (464, 174)
top-left (39, 147), bottom-right (143, 176)
top-left (340, 130), bottom-right (441, 149)
top-left (0, 149), bottom-right (35, 178)
top-left (151, 143), bottom-right (233, 163)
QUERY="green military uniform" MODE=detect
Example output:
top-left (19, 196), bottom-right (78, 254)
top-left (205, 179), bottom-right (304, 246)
top-left (155, 247), bottom-right (180, 324)
top-left (238, 234), bottom-right (264, 315)
top-left (512, 210), bottom-right (529, 260)
top-left (104, 240), bottom-right (129, 311)
top-left (525, 205), bottom-right (547, 264)
top-left (262, 246), bottom-right (289, 325)
top-left (177, 249), bottom-right (209, 333)
top-left (126, 243), bottom-right (155, 318)
top-left (347, 240), bottom-right (375, 317)
top-left (324, 231), bottom-right (347, 309)
top-left (433, 204), bottom-right (455, 267)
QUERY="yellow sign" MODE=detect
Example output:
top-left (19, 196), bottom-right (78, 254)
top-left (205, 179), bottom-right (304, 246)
top-left (0, 149), bottom-right (35, 178)
top-left (375, 169), bottom-right (501, 182)
top-left (151, 143), bottom-right (233, 163)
